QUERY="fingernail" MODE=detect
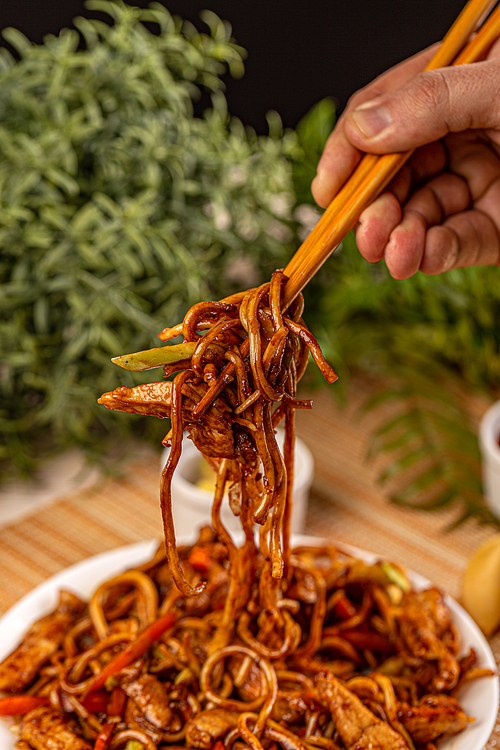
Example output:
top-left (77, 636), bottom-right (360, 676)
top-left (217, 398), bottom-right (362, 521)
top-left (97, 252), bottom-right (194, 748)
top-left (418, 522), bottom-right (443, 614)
top-left (351, 103), bottom-right (391, 138)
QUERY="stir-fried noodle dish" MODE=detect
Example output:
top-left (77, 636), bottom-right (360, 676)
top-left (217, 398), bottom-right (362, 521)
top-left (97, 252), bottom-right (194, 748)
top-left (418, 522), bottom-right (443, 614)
top-left (0, 271), bottom-right (494, 750)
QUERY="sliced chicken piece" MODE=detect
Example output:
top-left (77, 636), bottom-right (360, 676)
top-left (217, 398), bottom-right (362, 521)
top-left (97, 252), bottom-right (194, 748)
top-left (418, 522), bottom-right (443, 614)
top-left (122, 673), bottom-right (172, 729)
top-left (19, 706), bottom-right (91, 750)
top-left (398, 694), bottom-right (470, 744)
top-left (0, 591), bottom-right (85, 692)
top-left (272, 692), bottom-right (319, 724)
top-left (316, 672), bottom-right (408, 750)
top-left (98, 381), bottom-right (175, 418)
top-left (124, 699), bottom-right (164, 745)
top-left (396, 588), bottom-right (459, 690)
top-left (98, 382), bottom-right (235, 458)
top-left (185, 708), bottom-right (238, 748)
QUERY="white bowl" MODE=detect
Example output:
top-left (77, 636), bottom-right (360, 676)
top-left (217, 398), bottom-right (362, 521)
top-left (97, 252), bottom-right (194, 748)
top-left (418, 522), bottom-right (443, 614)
top-left (479, 400), bottom-right (500, 517)
top-left (0, 538), bottom-right (496, 750)
top-left (161, 432), bottom-right (314, 538)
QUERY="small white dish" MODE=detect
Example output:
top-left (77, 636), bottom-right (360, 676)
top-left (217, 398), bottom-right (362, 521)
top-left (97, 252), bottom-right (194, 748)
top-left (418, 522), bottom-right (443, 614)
top-left (162, 433), bottom-right (314, 538)
top-left (0, 537), bottom-right (497, 750)
top-left (479, 400), bottom-right (500, 518)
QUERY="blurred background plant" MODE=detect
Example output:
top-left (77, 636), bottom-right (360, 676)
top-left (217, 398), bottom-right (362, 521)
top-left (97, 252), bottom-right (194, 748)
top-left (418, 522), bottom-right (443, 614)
top-left (0, 0), bottom-right (300, 475)
top-left (1, 0), bottom-right (500, 527)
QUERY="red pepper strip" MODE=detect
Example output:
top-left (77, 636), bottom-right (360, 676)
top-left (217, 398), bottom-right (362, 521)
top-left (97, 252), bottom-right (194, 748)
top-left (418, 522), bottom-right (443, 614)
top-left (107, 687), bottom-right (126, 718)
top-left (188, 546), bottom-right (211, 573)
top-left (0, 695), bottom-right (49, 716)
top-left (86, 613), bottom-right (176, 694)
top-left (94, 722), bottom-right (114, 750)
top-left (334, 594), bottom-right (357, 620)
top-left (81, 690), bottom-right (109, 714)
top-left (333, 629), bottom-right (393, 652)
top-left (213, 741), bottom-right (225, 750)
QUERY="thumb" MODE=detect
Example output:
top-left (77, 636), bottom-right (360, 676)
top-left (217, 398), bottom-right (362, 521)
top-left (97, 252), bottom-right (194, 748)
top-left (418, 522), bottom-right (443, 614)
top-left (344, 58), bottom-right (500, 152)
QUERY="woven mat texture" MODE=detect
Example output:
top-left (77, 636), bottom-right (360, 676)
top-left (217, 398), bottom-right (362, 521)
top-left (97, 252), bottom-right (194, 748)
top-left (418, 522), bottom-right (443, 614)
top-left (0, 383), bottom-right (499, 747)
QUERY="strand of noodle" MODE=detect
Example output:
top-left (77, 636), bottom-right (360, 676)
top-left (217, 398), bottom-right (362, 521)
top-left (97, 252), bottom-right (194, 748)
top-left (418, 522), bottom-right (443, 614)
top-left (263, 720), bottom-right (308, 750)
top-left (282, 405), bottom-right (295, 582)
top-left (234, 389), bottom-right (261, 414)
top-left (158, 582), bottom-right (183, 616)
top-left (89, 570), bottom-right (159, 640)
top-left (237, 609), bottom-right (299, 659)
top-left (282, 394), bottom-right (313, 409)
top-left (182, 301), bottom-right (237, 341)
top-left (276, 670), bottom-right (314, 691)
top-left (191, 318), bottom-right (243, 373)
top-left (262, 326), bottom-right (289, 379)
top-left (238, 713), bottom-right (265, 750)
top-left (263, 408), bottom-right (286, 577)
top-left (60, 633), bottom-right (134, 694)
top-left (318, 636), bottom-right (363, 663)
top-left (284, 318), bottom-right (338, 382)
top-left (303, 737), bottom-right (343, 750)
top-left (236, 480), bottom-right (258, 611)
top-left (269, 269), bottom-right (285, 331)
top-left (252, 400), bottom-right (276, 523)
top-left (373, 673), bottom-right (415, 750)
top-left (135, 543), bottom-right (166, 572)
top-left (292, 560), bottom-right (326, 660)
top-left (208, 459), bottom-right (241, 654)
top-left (110, 729), bottom-right (157, 750)
top-left (234, 416), bottom-right (257, 431)
top-left (192, 358), bottom-right (237, 419)
top-left (245, 284), bottom-right (284, 402)
top-left (252, 657), bottom-right (278, 737)
top-left (200, 646), bottom-right (269, 712)
top-left (65, 695), bottom-right (103, 733)
top-left (345, 676), bottom-right (382, 700)
top-left (158, 322), bottom-right (183, 341)
top-left (63, 617), bottom-right (93, 658)
top-left (160, 370), bottom-right (205, 597)
top-left (224, 348), bottom-right (253, 404)
top-left (162, 727), bottom-right (187, 742)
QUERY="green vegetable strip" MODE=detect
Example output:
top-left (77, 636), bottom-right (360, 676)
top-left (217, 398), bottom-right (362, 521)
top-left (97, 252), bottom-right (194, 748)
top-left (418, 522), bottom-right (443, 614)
top-left (111, 342), bottom-right (197, 371)
top-left (380, 562), bottom-right (411, 593)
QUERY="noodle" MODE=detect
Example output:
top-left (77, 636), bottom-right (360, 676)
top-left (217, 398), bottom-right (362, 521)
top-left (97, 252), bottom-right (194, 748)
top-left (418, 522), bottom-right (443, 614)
top-left (0, 269), bottom-right (494, 750)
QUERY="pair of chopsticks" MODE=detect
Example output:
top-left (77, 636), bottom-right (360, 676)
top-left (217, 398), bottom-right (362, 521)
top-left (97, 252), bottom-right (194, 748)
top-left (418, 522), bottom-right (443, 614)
top-left (283, 0), bottom-right (500, 307)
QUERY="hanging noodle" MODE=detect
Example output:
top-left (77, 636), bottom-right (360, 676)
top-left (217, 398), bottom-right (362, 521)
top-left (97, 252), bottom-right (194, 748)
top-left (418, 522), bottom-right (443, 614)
top-left (0, 269), bottom-right (494, 750)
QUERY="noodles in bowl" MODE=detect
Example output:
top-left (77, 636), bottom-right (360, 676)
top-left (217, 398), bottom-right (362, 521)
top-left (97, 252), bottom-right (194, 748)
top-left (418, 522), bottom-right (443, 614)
top-left (0, 271), bottom-right (496, 749)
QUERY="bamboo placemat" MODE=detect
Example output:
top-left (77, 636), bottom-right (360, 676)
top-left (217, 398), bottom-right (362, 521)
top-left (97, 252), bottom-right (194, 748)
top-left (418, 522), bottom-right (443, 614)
top-left (0, 382), bottom-right (499, 747)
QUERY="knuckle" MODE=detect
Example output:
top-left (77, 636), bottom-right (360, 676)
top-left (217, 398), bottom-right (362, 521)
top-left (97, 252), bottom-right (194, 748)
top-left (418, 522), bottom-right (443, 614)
top-left (347, 85), bottom-right (384, 111)
top-left (411, 70), bottom-right (451, 112)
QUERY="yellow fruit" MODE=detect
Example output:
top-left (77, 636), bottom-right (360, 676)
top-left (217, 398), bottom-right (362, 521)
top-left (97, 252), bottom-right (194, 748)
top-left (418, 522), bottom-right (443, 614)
top-left (461, 533), bottom-right (500, 636)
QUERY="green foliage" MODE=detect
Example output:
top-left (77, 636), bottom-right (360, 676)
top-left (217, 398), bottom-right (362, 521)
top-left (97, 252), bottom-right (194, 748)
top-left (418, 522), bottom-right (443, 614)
top-left (0, 0), bottom-right (300, 476)
top-left (292, 98), bottom-right (335, 206)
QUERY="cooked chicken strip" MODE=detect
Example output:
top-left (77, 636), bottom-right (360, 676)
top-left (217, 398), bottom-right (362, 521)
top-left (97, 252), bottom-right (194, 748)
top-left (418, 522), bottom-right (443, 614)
top-left (398, 694), bottom-right (470, 744)
top-left (316, 672), bottom-right (408, 750)
top-left (19, 706), bottom-right (91, 750)
top-left (98, 382), bottom-right (236, 458)
top-left (185, 708), bottom-right (238, 748)
top-left (396, 588), bottom-right (460, 690)
top-left (122, 673), bottom-right (172, 729)
top-left (0, 591), bottom-right (84, 693)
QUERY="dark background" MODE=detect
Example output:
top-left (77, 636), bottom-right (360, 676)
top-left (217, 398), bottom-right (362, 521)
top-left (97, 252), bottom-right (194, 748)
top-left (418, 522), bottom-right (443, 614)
top-left (0, 0), bottom-right (467, 132)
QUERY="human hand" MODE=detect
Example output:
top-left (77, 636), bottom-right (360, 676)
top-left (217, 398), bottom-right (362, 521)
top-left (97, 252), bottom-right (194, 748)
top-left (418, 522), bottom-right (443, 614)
top-left (311, 44), bottom-right (500, 279)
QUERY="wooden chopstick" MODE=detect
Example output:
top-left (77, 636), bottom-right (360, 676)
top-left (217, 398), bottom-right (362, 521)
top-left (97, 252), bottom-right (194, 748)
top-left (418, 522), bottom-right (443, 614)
top-left (283, 0), bottom-right (500, 307)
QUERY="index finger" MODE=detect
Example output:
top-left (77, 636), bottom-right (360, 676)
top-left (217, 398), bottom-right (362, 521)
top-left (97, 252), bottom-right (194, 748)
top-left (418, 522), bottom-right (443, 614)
top-left (311, 45), bottom-right (438, 208)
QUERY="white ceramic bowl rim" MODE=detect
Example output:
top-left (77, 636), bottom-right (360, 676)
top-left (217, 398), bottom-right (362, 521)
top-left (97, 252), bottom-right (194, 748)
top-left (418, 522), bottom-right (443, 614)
top-left (167, 432), bottom-right (314, 504)
top-left (479, 400), bottom-right (500, 469)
